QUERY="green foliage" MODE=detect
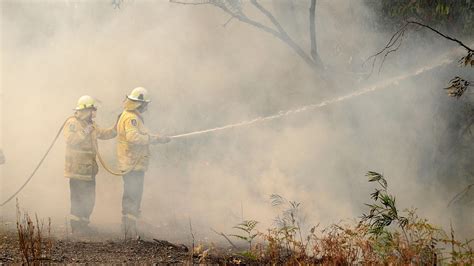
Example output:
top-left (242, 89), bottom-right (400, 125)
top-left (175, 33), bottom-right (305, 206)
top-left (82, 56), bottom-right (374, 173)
top-left (230, 220), bottom-right (259, 250)
top-left (367, 0), bottom-right (474, 36)
top-left (238, 250), bottom-right (258, 260)
top-left (361, 171), bottom-right (409, 236)
top-left (221, 172), bottom-right (473, 264)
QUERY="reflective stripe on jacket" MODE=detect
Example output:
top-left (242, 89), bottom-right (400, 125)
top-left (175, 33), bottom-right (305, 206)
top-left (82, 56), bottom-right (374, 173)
top-left (64, 115), bottom-right (116, 180)
top-left (116, 110), bottom-right (150, 172)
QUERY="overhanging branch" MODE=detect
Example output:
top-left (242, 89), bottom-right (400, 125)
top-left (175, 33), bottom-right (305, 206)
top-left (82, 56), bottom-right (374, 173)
top-left (250, 0), bottom-right (286, 35)
top-left (171, 0), bottom-right (322, 70)
top-left (249, 0), bottom-right (319, 69)
top-left (406, 20), bottom-right (473, 52)
top-left (366, 20), bottom-right (473, 75)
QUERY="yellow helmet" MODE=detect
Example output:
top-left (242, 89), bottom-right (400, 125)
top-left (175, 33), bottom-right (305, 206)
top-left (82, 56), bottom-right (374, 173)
top-left (75, 95), bottom-right (97, 110)
top-left (127, 87), bottom-right (151, 103)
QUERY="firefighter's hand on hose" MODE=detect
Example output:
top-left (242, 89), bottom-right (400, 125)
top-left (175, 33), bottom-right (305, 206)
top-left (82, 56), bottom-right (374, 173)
top-left (150, 134), bottom-right (171, 144)
top-left (83, 124), bottom-right (94, 135)
top-left (159, 136), bottom-right (171, 143)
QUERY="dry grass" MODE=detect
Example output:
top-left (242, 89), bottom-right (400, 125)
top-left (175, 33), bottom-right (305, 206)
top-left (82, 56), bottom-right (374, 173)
top-left (16, 200), bottom-right (53, 264)
top-left (223, 172), bottom-right (474, 265)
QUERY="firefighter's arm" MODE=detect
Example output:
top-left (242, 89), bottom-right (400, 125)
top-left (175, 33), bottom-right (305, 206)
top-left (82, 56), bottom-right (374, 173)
top-left (149, 134), bottom-right (171, 144)
top-left (63, 119), bottom-right (89, 145)
top-left (124, 118), bottom-right (150, 145)
top-left (95, 124), bottom-right (117, 140)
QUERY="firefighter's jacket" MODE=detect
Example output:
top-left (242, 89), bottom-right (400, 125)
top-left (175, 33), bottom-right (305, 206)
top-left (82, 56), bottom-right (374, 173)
top-left (116, 110), bottom-right (152, 172)
top-left (63, 114), bottom-right (117, 180)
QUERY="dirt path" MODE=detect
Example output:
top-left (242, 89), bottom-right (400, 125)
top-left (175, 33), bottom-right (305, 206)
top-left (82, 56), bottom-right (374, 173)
top-left (0, 229), bottom-right (242, 264)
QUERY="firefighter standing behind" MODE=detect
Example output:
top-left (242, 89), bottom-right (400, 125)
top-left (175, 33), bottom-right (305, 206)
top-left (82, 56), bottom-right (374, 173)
top-left (63, 95), bottom-right (117, 234)
top-left (117, 87), bottom-right (171, 235)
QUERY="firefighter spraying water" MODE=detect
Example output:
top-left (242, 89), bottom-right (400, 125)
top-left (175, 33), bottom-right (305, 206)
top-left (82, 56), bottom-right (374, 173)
top-left (0, 50), bottom-right (456, 213)
top-left (116, 87), bottom-right (171, 237)
top-left (2, 0), bottom-right (473, 263)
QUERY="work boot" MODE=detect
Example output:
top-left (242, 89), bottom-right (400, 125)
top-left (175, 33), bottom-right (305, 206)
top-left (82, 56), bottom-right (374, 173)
top-left (71, 217), bottom-right (96, 236)
top-left (80, 223), bottom-right (98, 235)
top-left (121, 215), bottom-right (138, 240)
top-left (70, 220), bottom-right (81, 234)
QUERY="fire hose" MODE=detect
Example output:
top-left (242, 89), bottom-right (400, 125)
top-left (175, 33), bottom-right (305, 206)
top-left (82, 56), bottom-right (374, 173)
top-left (0, 118), bottom-right (69, 207)
top-left (0, 51), bottom-right (459, 207)
top-left (0, 117), bottom-right (141, 207)
top-left (92, 130), bottom-right (141, 177)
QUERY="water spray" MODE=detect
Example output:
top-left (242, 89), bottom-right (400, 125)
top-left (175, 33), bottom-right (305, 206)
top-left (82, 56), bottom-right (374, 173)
top-left (0, 52), bottom-right (457, 207)
top-left (169, 56), bottom-right (454, 139)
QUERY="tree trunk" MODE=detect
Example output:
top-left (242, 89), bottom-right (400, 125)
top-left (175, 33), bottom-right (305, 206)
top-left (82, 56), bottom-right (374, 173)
top-left (309, 0), bottom-right (323, 66)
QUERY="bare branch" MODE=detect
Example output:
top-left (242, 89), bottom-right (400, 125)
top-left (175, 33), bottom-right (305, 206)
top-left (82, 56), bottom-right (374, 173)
top-left (367, 24), bottom-right (408, 62)
top-left (309, 0), bottom-right (318, 62)
top-left (210, 228), bottom-right (238, 249)
top-left (249, 0), bottom-right (319, 68)
top-left (378, 30), bottom-right (405, 74)
top-left (208, 2), bottom-right (279, 36)
top-left (364, 23), bottom-right (408, 75)
top-left (406, 20), bottom-right (473, 52)
top-left (366, 20), bottom-right (473, 75)
top-left (218, 2), bottom-right (318, 68)
top-left (171, 0), bottom-right (322, 70)
top-left (250, 0), bottom-right (286, 35)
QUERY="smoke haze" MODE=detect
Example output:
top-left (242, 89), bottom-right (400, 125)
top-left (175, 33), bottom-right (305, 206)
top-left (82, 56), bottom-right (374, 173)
top-left (1, 0), bottom-right (473, 241)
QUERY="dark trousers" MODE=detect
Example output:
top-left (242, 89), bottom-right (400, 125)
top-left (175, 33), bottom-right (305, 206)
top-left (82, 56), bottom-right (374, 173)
top-left (122, 171), bottom-right (145, 218)
top-left (69, 177), bottom-right (96, 221)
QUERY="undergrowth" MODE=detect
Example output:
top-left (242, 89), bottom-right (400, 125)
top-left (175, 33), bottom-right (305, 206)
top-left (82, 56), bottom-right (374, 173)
top-left (16, 200), bottom-right (53, 264)
top-left (225, 171), bottom-right (473, 264)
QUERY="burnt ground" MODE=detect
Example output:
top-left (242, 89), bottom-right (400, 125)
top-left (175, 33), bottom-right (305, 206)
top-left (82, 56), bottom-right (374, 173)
top-left (0, 227), bottom-right (247, 264)
top-left (1, 229), bottom-right (187, 264)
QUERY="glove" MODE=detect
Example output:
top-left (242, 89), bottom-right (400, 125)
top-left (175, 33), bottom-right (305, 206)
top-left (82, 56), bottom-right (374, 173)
top-left (150, 134), bottom-right (171, 144)
top-left (83, 124), bottom-right (94, 135)
top-left (159, 136), bottom-right (171, 144)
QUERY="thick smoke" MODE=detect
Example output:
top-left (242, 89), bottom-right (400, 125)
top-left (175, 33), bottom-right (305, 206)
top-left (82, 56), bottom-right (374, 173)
top-left (1, 0), bottom-right (472, 241)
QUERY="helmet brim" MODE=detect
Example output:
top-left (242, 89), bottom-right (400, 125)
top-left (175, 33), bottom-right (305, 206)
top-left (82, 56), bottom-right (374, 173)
top-left (74, 106), bottom-right (98, 111)
top-left (127, 95), bottom-right (151, 103)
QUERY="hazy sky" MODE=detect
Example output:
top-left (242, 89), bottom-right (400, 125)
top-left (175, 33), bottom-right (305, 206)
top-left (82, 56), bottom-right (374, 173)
top-left (1, 0), bottom-right (472, 241)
